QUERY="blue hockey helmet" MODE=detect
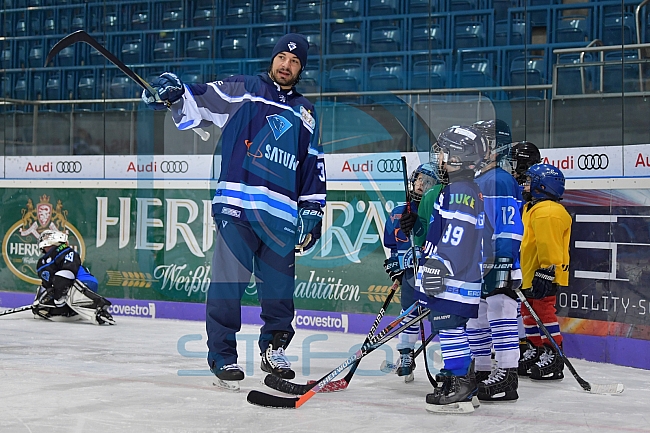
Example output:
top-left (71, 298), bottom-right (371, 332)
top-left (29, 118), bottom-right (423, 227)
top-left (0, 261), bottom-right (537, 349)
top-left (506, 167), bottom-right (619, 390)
top-left (525, 163), bottom-right (565, 200)
top-left (409, 162), bottom-right (438, 201)
top-left (473, 119), bottom-right (512, 163)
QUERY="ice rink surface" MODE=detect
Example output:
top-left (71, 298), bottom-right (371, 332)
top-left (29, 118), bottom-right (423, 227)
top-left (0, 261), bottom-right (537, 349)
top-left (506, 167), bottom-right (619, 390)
top-left (1, 314), bottom-right (648, 433)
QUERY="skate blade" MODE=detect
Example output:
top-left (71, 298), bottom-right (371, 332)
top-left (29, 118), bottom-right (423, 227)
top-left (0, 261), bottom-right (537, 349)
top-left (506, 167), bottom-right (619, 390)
top-left (477, 393), bottom-right (518, 403)
top-left (404, 372), bottom-right (414, 383)
top-left (380, 360), bottom-right (399, 374)
top-left (426, 400), bottom-right (475, 414)
top-left (589, 383), bottom-right (624, 394)
top-left (213, 378), bottom-right (240, 392)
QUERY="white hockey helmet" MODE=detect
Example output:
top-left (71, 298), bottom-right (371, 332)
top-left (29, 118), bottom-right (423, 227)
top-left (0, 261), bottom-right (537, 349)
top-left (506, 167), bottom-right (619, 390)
top-left (38, 230), bottom-right (68, 252)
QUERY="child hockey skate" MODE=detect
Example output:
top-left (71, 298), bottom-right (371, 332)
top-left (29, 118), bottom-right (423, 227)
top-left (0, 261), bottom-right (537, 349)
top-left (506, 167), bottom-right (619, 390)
top-left (211, 364), bottom-right (245, 391)
top-left (426, 371), bottom-right (478, 414)
top-left (530, 344), bottom-right (564, 380)
top-left (477, 367), bottom-right (519, 402)
top-left (261, 331), bottom-right (295, 380)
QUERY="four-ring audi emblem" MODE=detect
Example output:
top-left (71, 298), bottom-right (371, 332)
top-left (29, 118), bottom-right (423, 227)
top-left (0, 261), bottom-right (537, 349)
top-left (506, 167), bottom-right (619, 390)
top-left (160, 161), bottom-right (189, 173)
top-left (377, 159), bottom-right (403, 173)
top-left (56, 161), bottom-right (82, 173)
top-left (577, 154), bottom-right (609, 170)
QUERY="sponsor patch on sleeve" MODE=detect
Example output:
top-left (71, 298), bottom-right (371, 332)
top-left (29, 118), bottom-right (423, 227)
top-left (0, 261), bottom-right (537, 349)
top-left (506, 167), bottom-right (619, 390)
top-left (300, 106), bottom-right (316, 132)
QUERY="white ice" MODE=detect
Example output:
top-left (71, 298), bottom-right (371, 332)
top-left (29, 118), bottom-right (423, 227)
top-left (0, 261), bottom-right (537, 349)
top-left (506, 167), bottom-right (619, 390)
top-left (1, 314), bottom-right (647, 433)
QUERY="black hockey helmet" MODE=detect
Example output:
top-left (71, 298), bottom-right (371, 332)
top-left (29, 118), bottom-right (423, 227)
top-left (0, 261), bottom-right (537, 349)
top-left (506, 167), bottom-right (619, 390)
top-left (431, 126), bottom-right (488, 178)
top-left (511, 141), bottom-right (541, 182)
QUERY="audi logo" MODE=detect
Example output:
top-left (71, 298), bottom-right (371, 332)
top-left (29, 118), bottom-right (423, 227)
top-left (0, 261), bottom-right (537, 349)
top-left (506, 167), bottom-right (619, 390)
top-left (577, 154), bottom-right (609, 170)
top-left (56, 161), bottom-right (82, 173)
top-left (377, 159), bottom-right (403, 173)
top-left (160, 161), bottom-right (189, 173)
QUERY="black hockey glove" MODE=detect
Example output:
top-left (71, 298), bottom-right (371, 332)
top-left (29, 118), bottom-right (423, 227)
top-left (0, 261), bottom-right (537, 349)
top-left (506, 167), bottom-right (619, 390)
top-left (295, 202), bottom-right (324, 254)
top-left (482, 257), bottom-right (513, 296)
top-left (399, 210), bottom-right (422, 237)
top-left (527, 265), bottom-right (556, 299)
top-left (383, 257), bottom-right (404, 284)
top-left (420, 257), bottom-right (449, 298)
top-left (142, 72), bottom-right (185, 110)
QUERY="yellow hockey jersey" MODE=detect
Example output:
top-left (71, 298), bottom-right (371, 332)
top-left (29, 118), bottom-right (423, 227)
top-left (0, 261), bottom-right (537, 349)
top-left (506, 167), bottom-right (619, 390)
top-left (520, 200), bottom-right (572, 288)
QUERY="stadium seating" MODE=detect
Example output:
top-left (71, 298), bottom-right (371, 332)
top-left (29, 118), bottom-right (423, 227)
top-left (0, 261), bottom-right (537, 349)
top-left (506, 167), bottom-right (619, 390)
top-left (193, 1), bottom-right (217, 27)
top-left (294, 0), bottom-right (322, 21)
top-left (458, 58), bottom-right (492, 87)
top-left (256, 32), bottom-right (284, 58)
top-left (454, 22), bottom-right (486, 49)
top-left (602, 13), bottom-right (636, 46)
top-left (603, 51), bottom-right (641, 93)
top-left (260, 0), bottom-right (290, 23)
top-left (369, 0), bottom-right (400, 16)
top-left (186, 35), bottom-right (212, 59)
top-left (554, 16), bottom-right (591, 44)
top-left (368, 61), bottom-right (404, 91)
top-left (226, 1), bottom-right (252, 25)
top-left (329, 28), bottom-right (362, 54)
top-left (328, 63), bottom-right (363, 92)
top-left (154, 35), bottom-right (177, 62)
top-left (330, 0), bottom-right (362, 18)
top-left (221, 34), bottom-right (248, 59)
top-left (121, 39), bottom-right (142, 64)
top-left (412, 59), bottom-right (447, 89)
top-left (369, 26), bottom-right (402, 52)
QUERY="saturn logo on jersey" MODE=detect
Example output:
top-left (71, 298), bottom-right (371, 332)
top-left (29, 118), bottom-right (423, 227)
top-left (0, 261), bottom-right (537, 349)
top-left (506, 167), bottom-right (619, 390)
top-left (267, 114), bottom-right (292, 140)
top-left (265, 145), bottom-right (299, 171)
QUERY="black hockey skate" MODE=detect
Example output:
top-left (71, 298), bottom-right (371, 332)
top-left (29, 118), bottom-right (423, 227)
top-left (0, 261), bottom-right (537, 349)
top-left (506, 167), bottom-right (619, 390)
top-left (529, 344), bottom-right (564, 381)
top-left (518, 340), bottom-right (541, 376)
top-left (261, 331), bottom-right (295, 380)
top-left (397, 348), bottom-right (416, 382)
top-left (211, 363), bottom-right (245, 391)
top-left (426, 370), bottom-right (478, 414)
top-left (477, 367), bottom-right (518, 402)
top-left (474, 370), bottom-right (491, 383)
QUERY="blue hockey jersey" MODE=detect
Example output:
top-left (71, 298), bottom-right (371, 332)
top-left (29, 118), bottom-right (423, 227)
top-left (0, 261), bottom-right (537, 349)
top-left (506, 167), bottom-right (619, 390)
top-left (170, 73), bottom-right (326, 236)
top-left (383, 201), bottom-right (421, 271)
top-left (475, 166), bottom-right (524, 277)
top-left (416, 179), bottom-right (484, 318)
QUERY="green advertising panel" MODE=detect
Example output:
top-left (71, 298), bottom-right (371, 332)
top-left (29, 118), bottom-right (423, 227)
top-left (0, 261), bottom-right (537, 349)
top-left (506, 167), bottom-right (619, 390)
top-left (0, 183), bottom-right (403, 315)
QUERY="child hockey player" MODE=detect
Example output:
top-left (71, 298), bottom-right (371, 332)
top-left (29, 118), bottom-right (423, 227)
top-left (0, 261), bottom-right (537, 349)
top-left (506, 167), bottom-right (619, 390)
top-left (383, 163), bottom-right (438, 380)
top-left (518, 164), bottom-right (571, 381)
top-left (416, 126), bottom-right (487, 413)
top-left (33, 229), bottom-right (114, 325)
top-left (466, 120), bottom-right (524, 402)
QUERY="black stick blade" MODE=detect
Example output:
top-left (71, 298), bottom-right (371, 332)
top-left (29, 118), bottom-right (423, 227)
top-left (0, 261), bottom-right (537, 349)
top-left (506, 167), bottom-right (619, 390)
top-left (247, 390), bottom-right (299, 409)
top-left (263, 374), bottom-right (315, 396)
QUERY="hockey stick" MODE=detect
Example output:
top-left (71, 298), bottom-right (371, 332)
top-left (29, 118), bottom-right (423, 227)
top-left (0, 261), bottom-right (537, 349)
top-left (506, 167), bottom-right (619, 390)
top-left (249, 303), bottom-right (430, 407)
top-left (515, 288), bottom-right (624, 394)
top-left (379, 332), bottom-right (434, 374)
top-left (0, 304), bottom-right (34, 317)
top-left (400, 156), bottom-right (420, 276)
top-left (44, 30), bottom-right (210, 141)
top-left (305, 280), bottom-right (400, 392)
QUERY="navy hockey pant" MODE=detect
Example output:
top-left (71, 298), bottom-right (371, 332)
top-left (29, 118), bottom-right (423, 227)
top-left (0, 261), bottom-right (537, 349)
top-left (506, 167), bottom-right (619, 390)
top-left (206, 221), bottom-right (295, 370)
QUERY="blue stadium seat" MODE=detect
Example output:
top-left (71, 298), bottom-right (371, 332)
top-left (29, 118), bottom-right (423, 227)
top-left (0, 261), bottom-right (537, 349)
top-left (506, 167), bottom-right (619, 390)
top-left (510, 56), bottom-right (545, 98)
top-left (555, 16), bottom-right (590, 43)
top-left (296, 65), bottom-right (321, 93)
top-left (16, 16), bottom-right (27, 36)
top-left (369, 26), bottom-right (401, 52)
top-left (57, 45), bottom-right (75, 67)
top-left (0, 75), bottom-right (11, 98)
top-left (132, 9), bottom-right (150, 30)
top-left (412, 59), bottom-right (446, 89)
top-left (1, 45), bottom-right (12, 69)
top-left (304, 31), bottom-right (322, 55)
top-left (31, 72), bottom-right (44, 100)
top-left (556, 53), bottom-right (592, 95)
top-left (226, 2), bottom-right (252, 25)
top-left (28, 43), bottom-right (44, 68)
top-left (295, 0), bottom-right (322, 21)
top-left (495, 19), bottom-right (526, 45)
top-left (216, 65), bottom-right (241, 80)
top-left (260, 0), bottom-right (289, 23)
top-left (256, 32), bottom-right (283, 58)
top-left (46, 75), bottom-right (61, 100)
top-left (88, 40), bottom-right (108, 65)
top-left (102, 11), bottom-right (119, 33)
top-left (450, 0), bottom-right (477, 12)
top-left (163, 7), bottom-right (184, 29)
top-left (186, 35), bottom-right (212, 59)
top-left (603, 51), bottom-right (640, 93)
top-left (71, 14), bottom-right (85, 31)
top-left (77, 74), bottom-right (95, 100)
top-left (44, 15), bottom-right (56, 34)
top-left (454, 22), bottom-right (485, 49)
top-left (110, 76), bottom-right (137, 99)
top-left (369, 0), bottom-right (399, 16)
top-left (14, 74), bottom-right (27, 100)
top-left (528, 0), bottom-right (553, 27)
top-left (330, 0), bottom-right (362, 18)
top-left (121, 39), bottom-right (142, 64)
top-left (329, 28), bottom-right (362, 54)
top-left (411, 24), bottom-right (444, 50)
top-left (154, 36), bottom-right (176, 62)
top-left (328, 63), bottom-right (362, 92)
top-left (368, 61), bottom-right (404, 90)
top-left (493, 0), bottom-right (513, 22)
top-left (459, 58), bottom-right (492, 87)
top-left (193, 1), bottom-right (217, 27)
top-left (221, 34), bottom-right (248, 58)
top-left (409, 0), bottom-right (437, 14)
top-left (181, 71), bottom-right (204, 85)
top-left (602, 13), bottom-right (635, 46)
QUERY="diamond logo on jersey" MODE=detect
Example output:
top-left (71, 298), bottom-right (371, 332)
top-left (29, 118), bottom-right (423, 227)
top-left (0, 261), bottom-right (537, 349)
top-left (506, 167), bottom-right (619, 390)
top-left (2, 194), bottom-right (85, 285)
top-left (266, 114), bottom-right (292, 140)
